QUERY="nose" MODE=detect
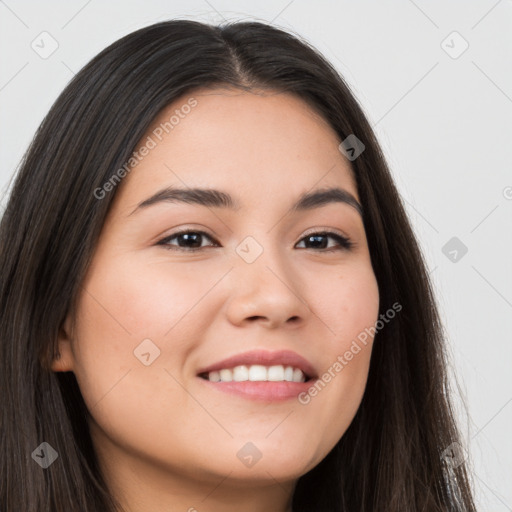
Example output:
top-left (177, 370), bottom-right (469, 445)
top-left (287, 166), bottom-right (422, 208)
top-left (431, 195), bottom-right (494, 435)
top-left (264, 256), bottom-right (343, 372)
top-left (224, 247), bottom-right (310, 329)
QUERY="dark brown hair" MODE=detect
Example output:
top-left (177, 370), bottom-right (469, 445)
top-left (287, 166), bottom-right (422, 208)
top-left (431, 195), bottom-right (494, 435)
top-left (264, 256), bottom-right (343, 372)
top-left (0, 19), bottom-right (475, 511)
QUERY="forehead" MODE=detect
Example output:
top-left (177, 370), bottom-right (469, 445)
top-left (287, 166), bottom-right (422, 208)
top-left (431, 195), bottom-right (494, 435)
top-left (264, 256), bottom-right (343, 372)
top-left (114, 88), bottom-right (358, 214)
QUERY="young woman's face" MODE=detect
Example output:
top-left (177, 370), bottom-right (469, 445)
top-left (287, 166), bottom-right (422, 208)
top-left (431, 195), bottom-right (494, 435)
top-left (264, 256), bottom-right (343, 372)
top-left (53, 88), bottom-right (379, 504)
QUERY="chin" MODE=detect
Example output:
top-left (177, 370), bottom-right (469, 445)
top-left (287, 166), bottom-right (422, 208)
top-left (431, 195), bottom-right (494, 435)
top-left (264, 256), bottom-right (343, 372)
top-left (225, 439), bottom-right (324, 482)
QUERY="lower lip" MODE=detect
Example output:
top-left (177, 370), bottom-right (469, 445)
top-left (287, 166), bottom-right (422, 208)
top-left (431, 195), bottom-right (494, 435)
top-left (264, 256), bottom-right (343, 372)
top-left (198, 377), bottom-right (315, 401)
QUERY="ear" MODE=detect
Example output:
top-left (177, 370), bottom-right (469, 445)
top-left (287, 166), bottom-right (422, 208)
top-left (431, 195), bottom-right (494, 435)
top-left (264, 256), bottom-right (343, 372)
top-left (51, 314), bottom-right (75, 372)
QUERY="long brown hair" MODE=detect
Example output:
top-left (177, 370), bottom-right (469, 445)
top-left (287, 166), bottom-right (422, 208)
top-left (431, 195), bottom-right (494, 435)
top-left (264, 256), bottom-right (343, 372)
top-left (0, 19), bottom-right (475, 511)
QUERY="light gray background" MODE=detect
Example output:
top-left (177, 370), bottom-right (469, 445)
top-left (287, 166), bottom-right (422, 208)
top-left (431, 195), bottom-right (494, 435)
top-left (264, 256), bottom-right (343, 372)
top-left (1, 1), bottom-right (511, 510)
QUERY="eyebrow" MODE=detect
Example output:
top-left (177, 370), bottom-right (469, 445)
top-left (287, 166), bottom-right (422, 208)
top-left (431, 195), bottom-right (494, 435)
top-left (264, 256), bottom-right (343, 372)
top-left (129, 186), bottom-right (363, 217)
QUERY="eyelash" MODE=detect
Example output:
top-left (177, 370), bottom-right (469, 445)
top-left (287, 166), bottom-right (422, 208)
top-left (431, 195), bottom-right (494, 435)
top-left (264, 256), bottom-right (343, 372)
top-left (156, 229), bottom-right (354, 253)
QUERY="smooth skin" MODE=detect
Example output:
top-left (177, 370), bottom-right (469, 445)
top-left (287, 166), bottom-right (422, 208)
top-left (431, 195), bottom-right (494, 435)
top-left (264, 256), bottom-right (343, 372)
top-left (52, 87), bottom-right (380, 512)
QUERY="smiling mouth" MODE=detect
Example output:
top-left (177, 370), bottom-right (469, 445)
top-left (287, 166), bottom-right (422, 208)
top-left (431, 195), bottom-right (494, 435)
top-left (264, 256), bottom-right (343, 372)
top-left (198, 364), bottom-right (311, 383)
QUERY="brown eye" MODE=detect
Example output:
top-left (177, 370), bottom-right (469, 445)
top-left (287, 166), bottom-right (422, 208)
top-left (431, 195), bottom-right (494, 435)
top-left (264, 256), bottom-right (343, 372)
top-left (158, 230), bottom-right (219, 251)
top-left (295, 232), bottom-right (354, 251)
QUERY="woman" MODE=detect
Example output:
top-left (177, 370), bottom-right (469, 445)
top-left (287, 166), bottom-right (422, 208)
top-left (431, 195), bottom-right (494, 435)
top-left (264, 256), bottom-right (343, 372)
top-left (0, 19), bottom-right (476, 511)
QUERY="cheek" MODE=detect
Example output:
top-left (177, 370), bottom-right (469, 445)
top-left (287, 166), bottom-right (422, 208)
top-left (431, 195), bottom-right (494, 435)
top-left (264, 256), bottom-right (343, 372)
top-left (307, 261), bottom-right (380, 344)
top-left (321, 263), bottom-right (379, 391)
top-left (295, 262), bottom-right (379, 450)
top-left (84, 255), bottom-right (216, 334)
top-left (69, 278), bottom-right (196, 458)
top-left (69, 255), bottom-right (223, 408)
top-left (77, 252), bottom-right (225, 361)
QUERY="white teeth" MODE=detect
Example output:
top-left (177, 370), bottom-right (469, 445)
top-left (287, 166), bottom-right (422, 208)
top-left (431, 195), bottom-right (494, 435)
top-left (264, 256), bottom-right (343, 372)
top-left (233, 365), bottom-right (249, 382)
top-left (283, 366), bottom-right (294, 382)
top-left (219, 369), bottom-right (233, 382)
top-left (249, 365), bottom-right (267, 381)
top-left (267, 365), bottom-right (284, 381)
top-left (208, 370), bottom-right (221, 382)
top-left (293, 368), bottom-right (306, 383)
top-left (205, 364), bottom-right (306, 383)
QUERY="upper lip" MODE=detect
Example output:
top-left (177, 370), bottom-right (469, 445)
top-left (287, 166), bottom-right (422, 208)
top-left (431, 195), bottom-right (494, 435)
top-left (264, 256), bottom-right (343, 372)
top-left (197, 349), bottom-right (317, 380)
